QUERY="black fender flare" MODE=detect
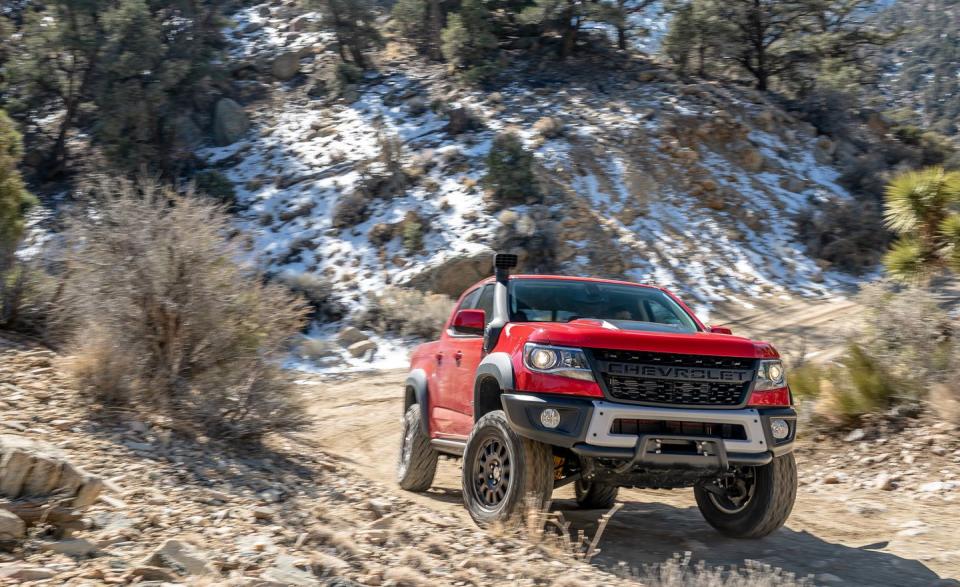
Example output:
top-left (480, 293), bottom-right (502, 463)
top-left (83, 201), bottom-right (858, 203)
top-left (473, 352), bottom-right (514, 421)
top-left (404, 369), bottom-right (430, 436)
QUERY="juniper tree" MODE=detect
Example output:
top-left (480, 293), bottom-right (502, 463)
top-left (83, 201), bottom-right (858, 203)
top-left (0, 110), bottom-right (36, 258)
top-left (320, 0), bottom-right (381, 67)
top-left (442, 0), bottom-right (498, 72)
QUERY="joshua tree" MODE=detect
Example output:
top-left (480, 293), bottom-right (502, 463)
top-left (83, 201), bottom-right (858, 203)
top-left (883, 166), bottom-right (960, 280)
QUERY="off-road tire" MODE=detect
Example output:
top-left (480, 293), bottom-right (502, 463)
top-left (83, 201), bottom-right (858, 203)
top-left (461, 410), bottom-right (554, 527)
top-left (397, 404), bottom-right (438, 492)
top-left (694, 453), bottom-right (797, 539)
top-left (574, 479), bottom-right (620, 509)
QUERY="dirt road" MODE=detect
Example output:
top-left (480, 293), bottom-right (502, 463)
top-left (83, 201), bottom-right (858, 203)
top-left (299, 298), bottom-right (960, 586)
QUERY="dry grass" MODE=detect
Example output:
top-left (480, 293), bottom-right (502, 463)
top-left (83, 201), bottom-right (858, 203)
top-left (640, 553), bottom-right (814, 587)
top-left (383, 566), bottom-right (432, 587)
top-left (355, 286), bottom-right (454, 339)
top-left (55, 175), bottom-right (309, 439)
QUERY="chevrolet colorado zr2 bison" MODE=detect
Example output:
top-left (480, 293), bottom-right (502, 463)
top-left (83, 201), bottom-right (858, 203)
top-left (397, 254), bottom-right (797, 538)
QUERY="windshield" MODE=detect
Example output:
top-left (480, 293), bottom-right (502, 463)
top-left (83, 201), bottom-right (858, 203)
top-left (508, 279), bottom-right (699, 333)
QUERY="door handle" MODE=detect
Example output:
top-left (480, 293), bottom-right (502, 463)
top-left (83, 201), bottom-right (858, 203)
top-left (454, 350), bottom-right (463, 365)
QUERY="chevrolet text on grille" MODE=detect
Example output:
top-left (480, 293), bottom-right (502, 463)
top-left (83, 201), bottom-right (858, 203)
top-left (601, 362), bottom-right (754, 383)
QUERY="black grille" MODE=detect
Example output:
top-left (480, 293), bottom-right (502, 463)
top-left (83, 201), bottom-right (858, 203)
top-left (611, 419), bottom-right (747, 440)
top-left (591, 349), bottom-right (756, 407)
top-left (591, 349), bottom-right (756, 370)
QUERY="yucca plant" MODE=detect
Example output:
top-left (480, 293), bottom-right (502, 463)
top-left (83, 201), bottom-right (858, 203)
top-left (883, 166), bottom-right (960, 281)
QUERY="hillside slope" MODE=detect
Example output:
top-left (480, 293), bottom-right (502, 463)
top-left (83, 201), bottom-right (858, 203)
top-left (203, 4), bottom-right (860, 322)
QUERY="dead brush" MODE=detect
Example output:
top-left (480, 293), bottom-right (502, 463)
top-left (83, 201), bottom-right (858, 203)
top-left (383, 566), bottom-right (431, 587)
top-left (639, 552), bottom-right (815, 587)
top-left (496, 496), bottom-right (623, 563)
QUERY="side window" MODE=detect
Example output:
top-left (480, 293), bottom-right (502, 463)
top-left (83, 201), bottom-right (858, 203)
top-left (476, 285), bottom-right (495, 325)
top-left (458, 288), bottom-right (482, 312)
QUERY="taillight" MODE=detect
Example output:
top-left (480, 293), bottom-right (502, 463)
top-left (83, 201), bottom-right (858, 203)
top-left (747, 387), bottom-right (791, 407)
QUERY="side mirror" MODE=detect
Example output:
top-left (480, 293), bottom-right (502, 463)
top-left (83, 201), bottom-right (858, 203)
top-left (452, 309), bottom-right (485, 336)
top-left (709, 325), bottom-right (733, 335)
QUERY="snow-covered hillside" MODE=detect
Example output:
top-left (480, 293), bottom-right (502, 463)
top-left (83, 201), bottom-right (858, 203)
top-left (201, 4), bottom-right (861, 369)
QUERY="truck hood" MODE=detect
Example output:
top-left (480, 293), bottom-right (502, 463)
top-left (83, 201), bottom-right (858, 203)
top-left (517, 319), bottom-right (778, 358)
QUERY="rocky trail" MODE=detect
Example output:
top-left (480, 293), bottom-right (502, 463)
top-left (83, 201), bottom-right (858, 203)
top-left (0, 336), bottom-right (629, 586)
top-left (2, 297), bottom-right (960, 586)
top-left (298, 298), bottom-right (960, 587)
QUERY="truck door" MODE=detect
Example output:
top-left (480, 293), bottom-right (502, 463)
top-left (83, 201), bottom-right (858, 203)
top-left (431, 286), bottom-right (482, 439)
top-left (442, 284), bottom-right (494, 437)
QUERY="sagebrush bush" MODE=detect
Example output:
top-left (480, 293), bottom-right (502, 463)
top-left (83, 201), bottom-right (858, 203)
top-left (355, 286), bottom-right (453, 339)
top-left (57, 176), bottom-right (309, 439)
top-left (275, 270), bottom-right (345, 321)
top-left (194, 170), bottom-right (236, 209)
top-left (331, 191), bottom-right (370, 228)
top-left (791, 282), bottom-right (957, 424)
top-left (0, 257), bottom-right (53, 334)
top-left (484, 132), bottom-right (539, 207)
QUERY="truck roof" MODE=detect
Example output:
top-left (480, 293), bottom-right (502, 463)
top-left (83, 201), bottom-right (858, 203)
top-left (468, 274), bottom-right (664, 291)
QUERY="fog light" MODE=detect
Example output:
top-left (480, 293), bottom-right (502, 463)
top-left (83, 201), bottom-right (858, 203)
top-left (540, 408), bottom-right (561, 429)
top-left (770, 418), bottom-right (790, 440)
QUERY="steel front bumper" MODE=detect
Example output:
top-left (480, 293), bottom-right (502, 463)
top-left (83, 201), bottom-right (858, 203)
top-left (500, 393), bottom-right (796, 469)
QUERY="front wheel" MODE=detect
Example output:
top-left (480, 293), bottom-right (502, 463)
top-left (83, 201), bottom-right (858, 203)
top-left (694, 453), bottom-right (797, 539)
top-left (461, 410), bottom-right (554, 527)
top-left (397, 404), bottom-right (438, 492)
top-left (575, 478), bottom-right (619, 509)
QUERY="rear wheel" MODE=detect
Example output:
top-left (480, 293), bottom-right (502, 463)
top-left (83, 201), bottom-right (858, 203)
top-left (574, 478), bottom-right (619, 509)
top-left (694, 453), bottom-right (797, 538)
top-left (461, 410), bottom-right (553, 527)
top-left (397, 404), bottom-right (438, 492)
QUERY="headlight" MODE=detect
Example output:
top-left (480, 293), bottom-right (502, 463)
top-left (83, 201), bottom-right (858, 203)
top-left (755, 359), bottom-right (786, 391)
top-left (523, 343), bottom-right (594, 381)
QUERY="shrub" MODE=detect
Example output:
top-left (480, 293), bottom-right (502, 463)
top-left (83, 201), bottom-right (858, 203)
top-left (275, 270), bottom-right (345, 321)
top-left (794, 196), bottom-right (889, 273)
top-left (331, 191), bottom-right (371, 228)
top-left (194, 170), bottom-right (236, 210)
top-left (355, 286), bottom-right (453, 339)
top-left (0, 258), bottom-right (52, 334)
top-left (401, 211), bottom-right (425, 253)
top-left (533, 116), bottom-right (564, 139)
top-left (0, 109), bottom-right (37, 257)
top-left (484, 132), bottom-right (539, 207)
top-left (57, 176), bottom-right (309, 439)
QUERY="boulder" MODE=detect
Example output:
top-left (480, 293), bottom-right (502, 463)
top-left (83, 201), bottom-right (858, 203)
top-left (337, 327), bottom-right (369, 347)
top-left (212, 98), bottom-right (250, 146)
top-left (39, 538), bottom-right (97, 556)
top-left (0, 510), bottom-right (25, 540)
top-left (272, 51), bottom-right (301, 81)
top-left (347, 340), bottom-right (377, 358)
top-left (143, 539), bottom-right (216, 576)
top-left (400, 252), bottom-right (493, 297)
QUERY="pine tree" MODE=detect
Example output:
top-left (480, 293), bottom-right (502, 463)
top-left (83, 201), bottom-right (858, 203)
top-left (883, 167), bottom-right (960, 281)
top-left (442, 0), bottom-right (498, 74)
top-left (596, 0), bottom-right (657, 51)
top-left (662, 1), bottom-right (719, 76)
top-left (0, 110), bottom-right (36, 257)
top-left (320, 0), bottom-right (381, 67)
top-left (93, 0), bottom-right (167, 170)
top-left (523, 0), bottom-right (593, 59)
top-left (7, 0), bottom-right (108, 177)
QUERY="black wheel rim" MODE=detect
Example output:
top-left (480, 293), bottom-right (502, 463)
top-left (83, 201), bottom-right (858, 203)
top-left (472, 436), bottom-right (512, 509)
top-left (708, 467), bottom-right (757, 514)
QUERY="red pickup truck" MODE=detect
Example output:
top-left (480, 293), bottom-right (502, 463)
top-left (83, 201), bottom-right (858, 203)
top-left (397, 254), bottom-right (797, 538)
